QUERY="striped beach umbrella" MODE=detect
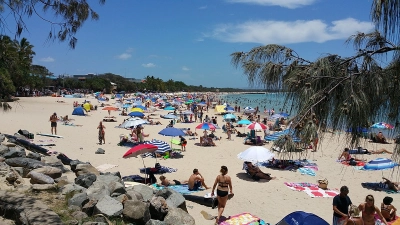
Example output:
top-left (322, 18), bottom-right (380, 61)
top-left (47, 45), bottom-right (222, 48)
top-left (370, 122), bottom-right (394, 129)
top-left (145, 140), bottom-right (171, 153)
top-left (264, 129), bottom-right (301, 142)
top-left (363, 158), bottom-right (398, 170)
top-left (247, 122), bottom-right (267, 130)
top-left (196, 122), bottom-right (218, 130)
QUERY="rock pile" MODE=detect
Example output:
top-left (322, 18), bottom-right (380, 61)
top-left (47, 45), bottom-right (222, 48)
top-left (0, 133), bottom-right (196, 225)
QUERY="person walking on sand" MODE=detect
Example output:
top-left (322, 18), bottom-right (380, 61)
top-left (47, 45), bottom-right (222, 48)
top-left (97, 121), bottom-right (105, 145)
top-left (49, 112), bottom-right (58, 135)
top-left (211, 166), bottom-right (233, 224)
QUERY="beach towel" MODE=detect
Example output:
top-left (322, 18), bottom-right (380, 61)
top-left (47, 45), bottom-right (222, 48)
top-left (361, 182), bottom-right (400, 194)
top-left (140, 166), bottom-right (177, 174)
top-left (151, 184), bottom-right (204, 195)
top-left (388, 216), bottom-right (400, 225)
top-left (219, 213), bottom-right (261, 225)
top-left (284, 182), bottom-right (338, 198)
top-left (298, 168), bottom-right (316, 176)
top-left (95, 164), bottom-right (119, 172)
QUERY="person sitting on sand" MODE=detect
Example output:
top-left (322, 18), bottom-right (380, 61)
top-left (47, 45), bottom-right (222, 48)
top-left (381, 196), bottom-right (397, 222)
top-left (185, 128), bottom-right (197, 136)
top-left (383, 177), bottom-right (400, 192)
top-left (338, 148), bottom-right (352, 161)
top-left (157, 175), bottom-right (188, 187)
top-left (244, 161), bottom-right (275, 181)
top-left (188, 168), bottom-right (210, 191)
top-left (376, 132), bottom-right (388, 143)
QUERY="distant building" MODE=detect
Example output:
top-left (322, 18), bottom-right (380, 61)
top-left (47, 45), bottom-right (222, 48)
top-left (73, 73), bottom-right (96, 81)
top-left (127, 78), bottom-right (146, 83)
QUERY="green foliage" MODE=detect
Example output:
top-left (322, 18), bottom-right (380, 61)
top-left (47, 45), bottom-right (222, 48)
top-left (3, 0), bottom-right (105, 49)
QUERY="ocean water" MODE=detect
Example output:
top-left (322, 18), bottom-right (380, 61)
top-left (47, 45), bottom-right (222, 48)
top-left (219, 93), bottom-right (293, 114)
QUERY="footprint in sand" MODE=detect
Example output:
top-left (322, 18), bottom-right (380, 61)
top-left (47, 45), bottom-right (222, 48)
top-left (200, 210), bottom-right (216, 220)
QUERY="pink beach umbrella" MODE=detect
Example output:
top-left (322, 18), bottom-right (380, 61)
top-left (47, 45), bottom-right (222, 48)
top-left (246, 122), bottom-right (267, 130)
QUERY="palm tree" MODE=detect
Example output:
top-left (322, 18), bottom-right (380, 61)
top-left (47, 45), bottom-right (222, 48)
top-left (231, 0), bottom-right (400, 153)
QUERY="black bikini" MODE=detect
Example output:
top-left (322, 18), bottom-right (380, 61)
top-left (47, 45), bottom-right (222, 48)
top-left (217, 175), bottom-right (229, 197)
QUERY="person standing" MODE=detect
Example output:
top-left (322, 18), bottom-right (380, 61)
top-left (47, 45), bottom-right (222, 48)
top-left (179, 135), bottom-right (187, 152)
top-left (49, 112), bottom-right (58, 135)
top-left (333, 186), bottom-right (352, 225)
top-left (97, 121), bottom-right (105, 145)
top-left (211, 166), bottom-right (233, 224)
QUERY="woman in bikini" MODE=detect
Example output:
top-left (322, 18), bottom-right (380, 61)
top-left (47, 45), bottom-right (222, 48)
top-left (358, 195), bottom-right (388, 225)
top-left (211, 166), bottom-right (233, 224)
top-left (381, 196), bottom-right (397, 222)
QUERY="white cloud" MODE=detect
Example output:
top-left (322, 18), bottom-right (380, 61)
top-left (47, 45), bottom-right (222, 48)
top-left (126, 47), bottom-right (134, 53)
top-left (195, 37), bottom-right (204, 42)
top-left (40, 57), bottom-right (55, 62)
top-left (208, 18), bottom-right (374, 45)
top-left (225, 0), bottom-right (317, 9)
top-left (182, 66), bottom-right (190, 71)
top-left (199, 5), bottom-right (207, 9)
top-left (118, 53), bottom-right (131, 60)
top-left (142, 63), bottom-right (156, 68)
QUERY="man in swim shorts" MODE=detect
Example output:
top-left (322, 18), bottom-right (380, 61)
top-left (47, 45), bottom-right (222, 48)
top-left (49, 112), bottom-right (58, 135)
top-left (188, 169), bottom-right (210, 191)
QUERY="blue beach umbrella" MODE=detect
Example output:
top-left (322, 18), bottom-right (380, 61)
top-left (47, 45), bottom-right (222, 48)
top-left (135, 105), bottom-right (147, 110)
top-left (237, 119), bottom-right (252, 125)
top-left (122, 104), bottom-right (131, 109)
top-left (164, 106), bottom-right (175, 111)
top-left (128, 112), bottom-right (145, 117)
top-left (223, 114), bottom-right (236, 120)
top-left (158, 127), bottom-right (186, 137)
top-left (162, 114), bottom-right (177, 119)
top-left (363, 158), bottom-right (398, 170)
top-left (265, 129), bottom-right (301, 142)
top-left (145, 140), bottom-right (171, 153)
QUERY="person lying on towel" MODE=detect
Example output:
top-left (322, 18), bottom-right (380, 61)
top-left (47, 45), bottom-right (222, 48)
top-left (157, 175), bottom-right (188, 187)
top-left (383, 177), bottom-right (400, 192)
top-left (245, 162), bottom-right (276, 181)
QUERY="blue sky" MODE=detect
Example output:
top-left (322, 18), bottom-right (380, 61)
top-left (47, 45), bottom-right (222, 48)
top-left (4, 0), bottom-right (375, 88)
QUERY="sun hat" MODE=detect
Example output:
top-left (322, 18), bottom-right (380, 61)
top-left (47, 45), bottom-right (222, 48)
top-left (383, 196), bottom-right (393, 205)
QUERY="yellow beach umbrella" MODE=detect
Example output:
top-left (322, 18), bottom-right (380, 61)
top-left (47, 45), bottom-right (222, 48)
top-left (131, 107), bottom-right (144, 112)
top-left (215, 105), bottom-right (226, 113)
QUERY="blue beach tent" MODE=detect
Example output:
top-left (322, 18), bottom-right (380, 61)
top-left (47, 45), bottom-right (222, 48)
top-left (72, 107), bottom-right (85, 116)
top-left (276, 211), bottom-right (329, 225)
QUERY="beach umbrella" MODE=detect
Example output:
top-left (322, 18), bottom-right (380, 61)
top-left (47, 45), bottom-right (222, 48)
top-left (278, 112), bottom-right (290, 118)
top-left (122, 103), bottom-right (131, 109)
top-left (123, 144), bottom-right (158, 158)
top-left (128, 112), bottom-right (145, 117)
top-left (363, 158), bottom-right (398, 170)
top-left (119, 119), bottom-right (148, 128)
top-left (237, 119), bottom-right (252, 125)
top-left (145, 140), bottom-right (171, 153)
top-left (370, 122), bottom-right (394, 129)
top-left (270, 114), bottom-right (284, 120)
top-left (181, 110), bottom-right (194, 115)
top-left (223, 114), bottom-right (236, 120)
top-left (102, 106), bottom-right (118, 111)
top-left (131, 107), bottom-right (144, 113)
top-left (162, 114), bottom-right (178, 119)
top-left (158, 127), bottom-right (186, 137)
top-left (265, 129), bottom-right (301, 142)
top-left (247, 122), bottom-right (268, 130)
top-left (164, 106), bottom-right (175, 111)
top-left (135, 105), bottom-right (147, 110)
top-left (237, 146), bottom-right (275, 163)
top-left (196, 122), bottom-right (218, 130)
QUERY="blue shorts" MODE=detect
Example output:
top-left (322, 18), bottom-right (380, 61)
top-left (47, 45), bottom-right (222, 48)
top-left (189, 180), bottom-right (201, 191)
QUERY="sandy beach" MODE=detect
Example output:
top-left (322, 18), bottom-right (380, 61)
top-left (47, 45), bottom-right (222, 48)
top-left (1, 96), bottom-right (399, 224)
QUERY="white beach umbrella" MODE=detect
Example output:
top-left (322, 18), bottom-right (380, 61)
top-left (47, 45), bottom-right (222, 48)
top-left (237, 146), bottom-right (275, 163)
top-left (120, 119), bottom-right (148, 128)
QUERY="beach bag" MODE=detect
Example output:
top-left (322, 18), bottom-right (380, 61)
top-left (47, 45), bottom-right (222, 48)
top-left (318, 178), bottom-right (328, 189)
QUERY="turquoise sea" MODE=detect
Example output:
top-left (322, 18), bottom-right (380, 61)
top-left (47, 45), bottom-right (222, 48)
top-left (219, 92), bottom-right (293, 114)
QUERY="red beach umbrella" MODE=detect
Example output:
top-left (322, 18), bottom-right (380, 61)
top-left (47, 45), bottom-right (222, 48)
top-left (123, 144), bottom-right (158, 158)
top-left (195, 122), bottom-right (218, 130)
top-left (247, 122), bottom-right (268, 130)
top-left (102, 106), bottom-right (118, 111)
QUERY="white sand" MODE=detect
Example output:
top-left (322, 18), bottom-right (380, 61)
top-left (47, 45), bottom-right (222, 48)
top-left (1, 96), bottom-right (399, 224)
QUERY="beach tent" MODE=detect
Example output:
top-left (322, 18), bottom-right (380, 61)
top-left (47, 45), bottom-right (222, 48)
top-left (276, 211), bottom-right (329, 225)
top-left (72, 107), bottom-right (85, 116)
top-left (214, 105), bottom-right (226, 113)
top-left (83, 102), bottom-right (91, 111)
